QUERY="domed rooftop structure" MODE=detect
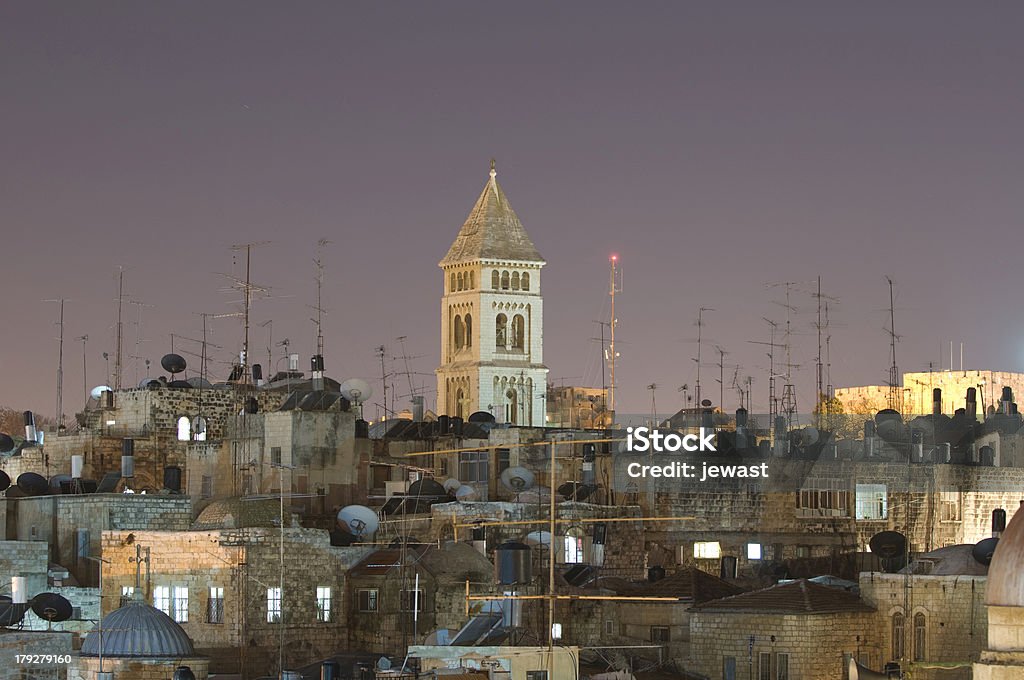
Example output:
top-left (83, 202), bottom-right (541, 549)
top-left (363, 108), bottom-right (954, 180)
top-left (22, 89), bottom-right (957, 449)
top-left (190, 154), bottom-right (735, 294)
top-left (987, 508), bottom-right (1024, 607)
top-left (191, 496), bottom-right (292, 530)
top-left (80, 600), bottom-right (195, 658)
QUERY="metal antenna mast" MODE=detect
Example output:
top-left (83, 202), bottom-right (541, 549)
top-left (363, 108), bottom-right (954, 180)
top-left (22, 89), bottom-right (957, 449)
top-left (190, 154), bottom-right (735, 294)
top-left (114, 268), bottom-right (125, 390)
top-left (694, 307), bottom-right (714, 407)
top-left (608, 255), bottom-right (621, 416)
top-left (44, 299), bottom-right (67, 429)
top-left (749, 318), bottom-right (779, 425)
top-left (311, 239), bottom-right (331, 389)
top-left (76, 335), bottom-right (88, 403)
top-left (886, 277), bottom-right (901, 412)
top-left (226, 241), bottom-right (271, 383)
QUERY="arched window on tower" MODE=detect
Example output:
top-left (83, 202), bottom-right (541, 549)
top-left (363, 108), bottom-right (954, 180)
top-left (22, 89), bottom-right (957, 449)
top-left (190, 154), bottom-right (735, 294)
top-left (913, 613), bottom-right (926, 661)
top-left (491, 270), bottom-right (499, 289)
top-left (455, 388), bottom-right (465, 419)
top-left (521, 272), bottom-right (530, 291)
top-left (511, 272), bottom-right (520, 290)
top-left (464, 314), bottom-right (473, 347)
top-left (469, 272), bottom-right (474, 289)
top-left (506, 384), bottom-right (518, 425)
top-left (495, 314), bottom-right (508, 349)
top-left (450, 273), bottom-right (456, 292)
top-left (454, 315), bottom-right (465, 350)
top-left (177, 416), bottom-right (191, 442)
top-left (512, 314), bottom-right (525, 350)
top-left (501, 271), bottom-right (510, 289)
top-left (457, 272), bottom-right (464, 291)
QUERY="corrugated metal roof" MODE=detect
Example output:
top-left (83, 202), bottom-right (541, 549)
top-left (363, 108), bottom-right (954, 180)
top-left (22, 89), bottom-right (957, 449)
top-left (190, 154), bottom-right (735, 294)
top-left (80, 600), bottom-right (195, 658)
top-left (690, 578), bottom-right (874, 614)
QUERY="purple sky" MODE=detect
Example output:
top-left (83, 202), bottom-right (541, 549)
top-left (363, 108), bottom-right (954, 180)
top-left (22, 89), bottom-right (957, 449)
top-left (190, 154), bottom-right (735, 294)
top-left (3, 2), bottom-right (1024, 420)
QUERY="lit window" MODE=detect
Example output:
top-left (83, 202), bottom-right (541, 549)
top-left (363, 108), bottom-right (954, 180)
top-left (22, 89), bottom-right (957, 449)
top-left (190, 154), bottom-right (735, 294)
top-left (358, 589), bottom-right (378, 613)
top-left (192, 416), bottom-right (207, 441)
top-left (208, 586), bottom-right (224, 624)
top-left (267, 587), bottom-right (282, 623)
top-left (747, 543), bottom-right (763, 560)
top-left (120, 586), bottom-right (135, 607)
top-left (176, 417), bottom-right (191, 441)
top-left (856, 484), bottom-right (888, 520)
top-left (316, 586), bottom-right (331, 622)
top-left (153, 586), bottom-right (171, 615)
top-left (172, 586), bottom-right (189, 622)
top-left (563, 529), bottom-right (584, 564)
top-left (693, 541), bottom-right (721, 559)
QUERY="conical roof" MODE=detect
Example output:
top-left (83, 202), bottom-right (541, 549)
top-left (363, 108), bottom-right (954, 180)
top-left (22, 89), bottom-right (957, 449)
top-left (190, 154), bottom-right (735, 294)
top-left (81, 599), bottom-right (196, 658)
top-left (440, 164), bottom-right (544, 266)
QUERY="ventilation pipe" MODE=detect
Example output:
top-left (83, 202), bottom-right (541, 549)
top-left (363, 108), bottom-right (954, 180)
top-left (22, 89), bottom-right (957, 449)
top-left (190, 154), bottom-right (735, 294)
top-left (932, 388), bottom-right (942, 416)
top-left (966, 388), bottom-right (977, 421)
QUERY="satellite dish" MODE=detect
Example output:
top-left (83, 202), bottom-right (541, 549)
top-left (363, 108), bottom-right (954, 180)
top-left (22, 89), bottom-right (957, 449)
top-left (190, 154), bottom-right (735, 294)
top-left (49, 474), bottom-right (72, 493)
top-left (442, 478), bottom-right (462, 494)
top-left (30, 593), bottom-right (73, 622)
top-left (336, 505), bottom-right (380, 538)
top-left (408, 478), bottom-right (446, 499)
top-left (0, 596), bottom-right (27, 627)
top-left (186, 376), bottom-right (213, 389)
top-left (0, 433), bottom-right (15, 453)
top-left (17, 472), bottom-right (49, 496)
top-left (468, 411), bottom-right (496, 423)
top-left (455, 485), bottom-right (479, 501)
top-left (701, 399), bottom-right (713, 407)
top-left (90, 385), bottom-right (112, 400)
top-left (500, 466), bottom-right (536, 493)
top-left (523, 530), bottom-right (552, 547)
top-left (869, 531), bottom-right (907, 559)
top-left (161, 353), bottom-right (187, 374)
top-left (0, 470), bottom-right (10, 492)
top-left (340, 378), bottom-right (374, 404)
top-left (973, 537), bottom-right (999, 566)
top-left (376, 657), bottom-right (392, 671)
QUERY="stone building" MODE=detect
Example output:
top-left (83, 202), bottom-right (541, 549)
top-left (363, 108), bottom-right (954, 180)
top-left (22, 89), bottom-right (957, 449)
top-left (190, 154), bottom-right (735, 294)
top-left (436, 163), bottom-right (548, 426)
top-left (974, 504), bottom-right (1024, 679)
top-left (688, 579), bottom-right (878, 680)
top-left (835, 370), bottom-right (1024, 417)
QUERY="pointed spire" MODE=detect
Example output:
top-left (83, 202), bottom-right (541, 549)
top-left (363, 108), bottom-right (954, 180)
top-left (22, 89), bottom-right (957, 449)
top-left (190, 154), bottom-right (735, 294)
top-left (440, 162), bottom-right (544, 266)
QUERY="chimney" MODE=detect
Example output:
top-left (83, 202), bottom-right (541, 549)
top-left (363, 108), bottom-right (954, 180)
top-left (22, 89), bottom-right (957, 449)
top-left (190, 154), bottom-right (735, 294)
top-left (966, 387), bottom-right (977, 421)
top-left (932, 388), bottom-right (942, 416)
top-left (411, 396), bottom-right (425, 422)
top-left (993, 508), bottom-right (1007, 538)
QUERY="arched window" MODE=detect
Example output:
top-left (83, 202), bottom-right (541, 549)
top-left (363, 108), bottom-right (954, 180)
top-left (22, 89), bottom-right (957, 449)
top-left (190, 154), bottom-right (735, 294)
top-left (511, 272), bottom-right (520, 290)
top-left (458, 272), bottom-right (464, 291)
top-left (192, 416), bottom-right (208, 442)
top-left (521, 272), bottom-right (530, 291)
top-left (501, 271), bottom-right (510, 289)
top-left (491, 270), bottom-right (499, 289)
top-left (468, 272), bottom-right (474, 289)
top-left (450, 272), bottom-right (456, 292)
top-left (464, 314), bottom-right (473, 347)
top-left (913, 613), bottom-right (926, 661)
top-left (506, 384), bottom-right (518, 424)
top-left (512, 314), bottom-right (525, 350)
top-left (454, 315), bottom-right (465, 350)
top-left (892, 613), bottom-right (905, 660)
top-left (495, 314), bottom-right (508, 349)
top-left (455, 388), bottom-right (465, 419)
top-left (563, 526), bottom-right (585, 564)
top-left (177, 416), bottom-right (191, 442)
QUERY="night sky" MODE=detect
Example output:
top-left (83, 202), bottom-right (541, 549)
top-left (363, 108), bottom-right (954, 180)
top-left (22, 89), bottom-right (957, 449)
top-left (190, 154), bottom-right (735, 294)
top-left (3, 2), bottom-right (1024, 420)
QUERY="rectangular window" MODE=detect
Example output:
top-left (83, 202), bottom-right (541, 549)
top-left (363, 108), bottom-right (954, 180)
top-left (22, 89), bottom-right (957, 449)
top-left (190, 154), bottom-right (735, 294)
top-left (796, 545), bottom-right (811, 559)
top-left (153, 585), bottom-right (171, 615)
top-left (271, 446), bottom-right (281, 465)
top-left (316, 586), bottom-right (332, 622)
top-left (856, 484), bottom-right (888, 520)
top-left (459, 451), bottom-right (489, 483)
top-left (120, 586), bottom-right (135, 607)
top-left (172, 586), bottom-right (189, 623)
top-left (651, 626), bottom-right (670, 643)
top-left (438, 455), bottom-right (449, 477)
top-left (796, 477), bottom-right (850, 516)
top-left (496, 448), bottom-right (511, 475)
top-left (758, 652), bottom-right (771, 680)
top-left (776, 653), bottom-right (789, 680)
top-left (747, 543), bottom-right (763, 560)
top-left (267, 587), bottom-right (282, 623)
top-left (208, 586), bottom-right (224, 624)
top-left (940, 491), bottom-right (961, 521)
top-left (358, 589), bottom-right (378, 612)
top-left (200, 475), bottom-right (213, 499)
top-left (693, 541), bottom-right (722, 559)
top-left (400, 588), bottom-right (424, 613)
top-left (604, 620), bottom-right (614, 636)
top-left (723, 656), bottom-right (737, 680)
top-left (563, 534), bottom-right (584, 564)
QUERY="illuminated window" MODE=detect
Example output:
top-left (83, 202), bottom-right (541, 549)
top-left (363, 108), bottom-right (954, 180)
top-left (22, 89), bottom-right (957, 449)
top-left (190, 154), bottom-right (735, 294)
top-left (316, 586), bottom-right (331, 622)
top-left (693, 541), bottom-right (721, 559)
top-left (208, 586), bottom-right (224, 624)
top-left (153, 586), bottom-right (171, 615)
top-left (172, 586), bottom-right (189, 623)
top-left (747, 543), bottom-right (763, 560)
top-left (176, 417), bottom-right (191, 441)
top-left (856, 484), bottom-right (888, 520)
top-left (267, 587), bottom-right (282, 623)
top-left (192, 416), bottom-right (207, 441)
top-left (563, 527), bottom-right (585, 564)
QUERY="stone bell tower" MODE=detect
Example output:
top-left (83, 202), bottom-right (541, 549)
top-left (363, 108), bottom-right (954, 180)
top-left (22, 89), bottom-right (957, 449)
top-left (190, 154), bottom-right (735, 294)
top-left (436, 162), bottom-right (548, 425)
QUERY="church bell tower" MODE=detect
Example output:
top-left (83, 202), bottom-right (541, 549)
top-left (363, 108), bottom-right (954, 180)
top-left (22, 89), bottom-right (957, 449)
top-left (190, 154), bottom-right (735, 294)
top-left (436, 162), bottom-right (548, 426)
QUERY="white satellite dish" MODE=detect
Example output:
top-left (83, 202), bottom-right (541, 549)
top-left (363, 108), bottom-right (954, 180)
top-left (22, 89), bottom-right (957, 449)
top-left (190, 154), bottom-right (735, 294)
top-left (442, 478), bottom-right (462, 494)
top-left (455, 485), bottom-right (479, 501)
top-left (500, 466), bottom-right (536, 493)
top-left (524, 530), bottom-right (552, 547)
top-left (340, 378), bottom-right (374, 404)
top-left (90, 385), bottom-right (112, 399)
top-left (336, 505), bottom-right (380, 537)
top-left (376, 657), bottom-right (392, 671)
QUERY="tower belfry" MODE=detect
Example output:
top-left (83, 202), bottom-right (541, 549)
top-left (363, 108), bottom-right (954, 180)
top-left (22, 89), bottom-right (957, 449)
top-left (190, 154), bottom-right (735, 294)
top-left (436, 162), bottom-right (548, 425)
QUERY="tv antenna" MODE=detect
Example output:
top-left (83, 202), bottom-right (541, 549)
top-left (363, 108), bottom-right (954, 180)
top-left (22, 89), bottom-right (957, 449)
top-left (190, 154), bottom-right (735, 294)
top-left (43, 298), bottom-right (68, 429)
top-left (607, 254), bottom-right (622, 415)
top-left (692, 307), bottom-right (714, 408)
top-left (748, 318), bottom-right (779, 421)
top-left (885, 276), bottom-right (902, 412)
top-left (310, 239), bottom-right (332, 388)
top-left (223, 241), bottom-right (272, 383)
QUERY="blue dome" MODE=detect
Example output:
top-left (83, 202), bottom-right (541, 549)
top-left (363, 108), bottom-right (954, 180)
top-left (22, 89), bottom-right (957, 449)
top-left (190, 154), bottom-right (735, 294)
top-left (81, 600), bottom-right (195, 658)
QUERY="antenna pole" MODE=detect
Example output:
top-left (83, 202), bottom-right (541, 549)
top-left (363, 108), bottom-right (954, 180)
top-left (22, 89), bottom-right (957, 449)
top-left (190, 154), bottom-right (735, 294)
top-left (608, 255), bottom-right (619, 418)
top-left (886, 277), bottom-right (901, 412)
top-left (114, 269), bottom-right (124, 391)
top-left (76, 335), bottom-right (88, 404)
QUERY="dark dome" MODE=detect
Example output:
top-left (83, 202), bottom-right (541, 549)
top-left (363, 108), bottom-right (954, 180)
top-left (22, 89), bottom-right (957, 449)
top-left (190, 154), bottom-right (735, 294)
top-left (81, 600), bottom-right (195, 658)
top-left (987, 508), bottom-right (1024, 607)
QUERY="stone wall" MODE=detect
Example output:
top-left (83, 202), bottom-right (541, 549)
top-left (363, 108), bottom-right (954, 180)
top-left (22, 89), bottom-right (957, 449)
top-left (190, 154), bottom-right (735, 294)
top-left (70, 655), bottom-right (208, 680)
top-left (0, 539), bottom-right (49, 597)
top-left (0, 631), bottom-right (72, 680)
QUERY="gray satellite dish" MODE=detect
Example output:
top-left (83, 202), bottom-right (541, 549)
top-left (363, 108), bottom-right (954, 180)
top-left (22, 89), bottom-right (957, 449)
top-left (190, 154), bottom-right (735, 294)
top-left (455, 485), bottom-right (479, 501)
top-left (524, 530), bottom-right (552, 547)
top-left (500, 466), bottom-right (536, 493)
top-left (340, 378), bottom-right (374, 405)
top-left (336, 505), bottom-right (380, 538)
top-left (442, 478), bottom-right (462, 494)
top-left (376, 657), bottom-right (392, 671)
